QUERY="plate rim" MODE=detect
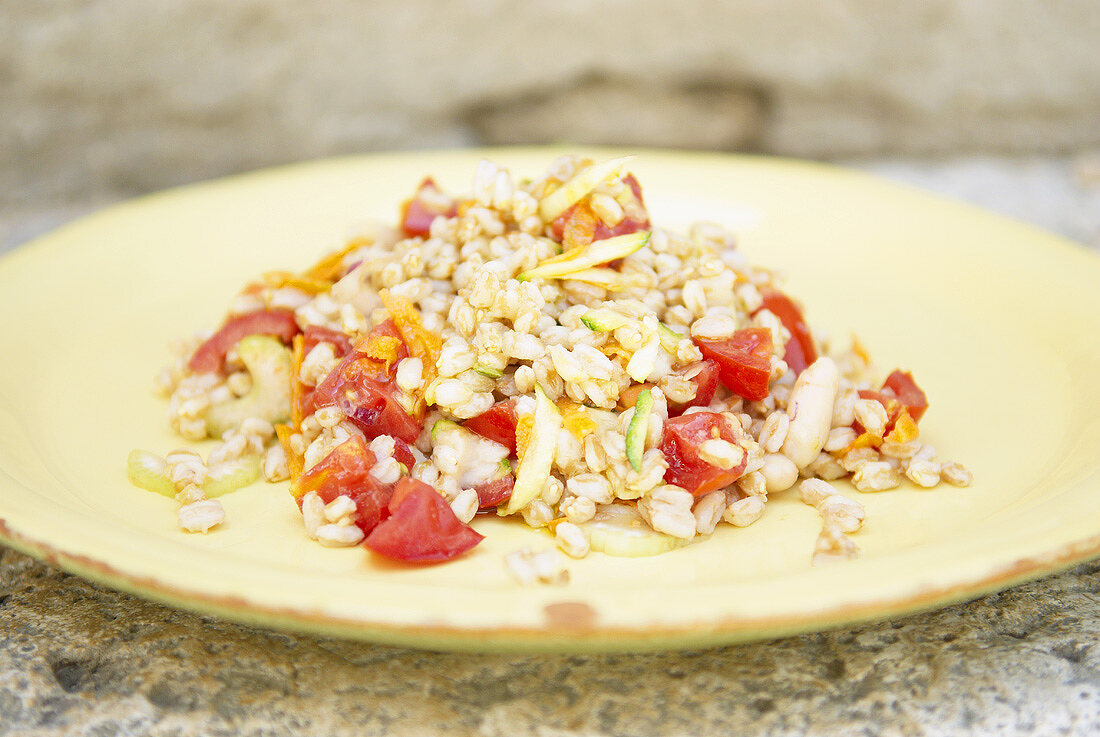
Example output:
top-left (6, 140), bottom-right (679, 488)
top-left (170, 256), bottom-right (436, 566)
top-left (3, 146), bottom-right (1100, 653)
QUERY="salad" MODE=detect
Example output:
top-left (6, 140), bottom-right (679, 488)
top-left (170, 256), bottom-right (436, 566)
top-left (128, 155), bottom-right (971, 577)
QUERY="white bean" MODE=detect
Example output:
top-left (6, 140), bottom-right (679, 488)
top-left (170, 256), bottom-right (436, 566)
top-left (761, 453), bottom-right (799, 493)
top-left (780, 357), bottom-right (839, 469)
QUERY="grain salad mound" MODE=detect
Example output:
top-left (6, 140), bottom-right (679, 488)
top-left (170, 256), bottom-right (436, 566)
top-left (127, 155), bottom-right (971, 576)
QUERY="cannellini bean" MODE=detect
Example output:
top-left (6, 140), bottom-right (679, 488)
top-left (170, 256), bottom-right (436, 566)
top-left (761, 453), bottom-right (799, 493)
top-left (780, 357), bottom-right (839, 468)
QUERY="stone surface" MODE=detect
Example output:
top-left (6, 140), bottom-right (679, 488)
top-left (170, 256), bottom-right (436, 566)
top-left (3, 547), bottom-right (1100, 736)
top-left (3, 0), bottom-right (1100, 209)
top-left (1, 156), bottom-right (1099, 734)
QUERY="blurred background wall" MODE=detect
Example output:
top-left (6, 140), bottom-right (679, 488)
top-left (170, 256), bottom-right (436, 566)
top-left (2, 0), bottom-right (1099, 211)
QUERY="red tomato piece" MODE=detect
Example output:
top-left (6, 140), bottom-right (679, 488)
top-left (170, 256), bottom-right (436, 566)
top-left (755, 291), bottom-right (817, 374)
top-left (391, 437), bottom-right (417, 470)
top-left (549, 173), bottom-right (651, 243)
top-left (667, 359), bottom-right (720, 415)
top-left (474, 473), bottom-right (514, 510)
top-left (694, 328), bottom-right (773, 401)
top-left (592, 173), bottom-right (651, 241)
top-left (660, 412), bottom-right (748, 497)
top-left (299, 326), bottom-right (355, 416)
top-left (188, 309), bottom-right (301, 373)
top-left (307, 320), bottom-right (421, 443)
top-left (463, 398), bottom-right (519, 453)
top-left (365, 478), bottom-right (485, 563)
top-left (303, 325), bottom-right (353, 358)
top-left (400, 178), bottom-right (458, 238)
top-left (855, 370), bottom-right (929, 432)
top-left (295, 436), bottom-right (394, 535)
top-left (883, 370), bottom-right (928, 423)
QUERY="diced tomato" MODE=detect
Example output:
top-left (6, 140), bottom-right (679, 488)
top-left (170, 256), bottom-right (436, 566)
top-left (303, 325), bottom-right (353, 358)
top-left (319, 373), bottom-right (422, 443)
top-left (694, 328), bottom-right (773, 401)
top-left (883, 370), bottom-right (928, 423)
top-left (660, 411), bottom-right (748, 497)
top-left (755, 291), bottom-right (817, 374)
top-left (463, 398), bottom-right (519, 453)
top-left (594, 173), bottom-right (650, 240)
top-left (474, 473), bottom-right (514, 510)
top-left (856, 369), bottom-right (929, 433)
top-left (188, 309), bottom-right (301, 373)
top-left (294, 436), bottom-right (394, 535)
top-left (299, 326), bottom-right (356, 417)
top-left (364, 478), bottom-right (484, 563)
top-left (392, 437), bottom-right (417, 470)
top-left (400, 178), bottom-right (458, 238)
top-left (549, 173), bottom-right (651, 243)
top-left (668, 359), bottom-right (720, 415)
top-left (307, 320), bottom-right (421, 443)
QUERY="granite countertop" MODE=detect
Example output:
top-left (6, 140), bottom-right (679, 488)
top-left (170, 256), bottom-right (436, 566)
top-left (2, 155), bottom-right (1099, 737)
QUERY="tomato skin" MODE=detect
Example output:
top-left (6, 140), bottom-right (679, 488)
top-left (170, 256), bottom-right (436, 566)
top-left (660, 412), bottom-right (748, 497)
top-left (668, 359), bottom-right (720, 415)
top-left (400, 178), bottom-right (457, 238)
top-left (364, 478), bottom-right (484, 563)
top-left (338, 382), bottom-right (422, 444)
top-left (549, 173), bottom-right (651, 243)
top-left (756, 291), bottom-right (817, 374)
top-left (303, 325), bottom-right (353, 358)
top-left (294, 436), bottom-right (394, 535)
top-left (883, 370), bottom-right (928, 423)
top-left (694, 328), bottom-right (773, 401)
top-left (299, 326), bottom-right (355, 417)
top-left (463, 398), bottom-right (519, 453)
top-left (188, 309), bottom-right (301, 373)
top-left (474, 474), bottom-right (515, 510)
top-left (307, 320), bottom-right (421, 443)
top-left (392, 437), bottom-right (417, 471)
top-left (856, 370), bottom-right (929, 432)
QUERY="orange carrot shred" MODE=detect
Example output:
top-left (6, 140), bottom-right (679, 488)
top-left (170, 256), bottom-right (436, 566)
top-left (290, 334), bottom-right (305, 429)
top-left (841, 432), bottom-right (883, 455)
top-left (276, 424), bottom-right (304, 484)
top-left (304, 236), bottom-right (370, 282)
top-left (885, 409), bottom-right (919, 444)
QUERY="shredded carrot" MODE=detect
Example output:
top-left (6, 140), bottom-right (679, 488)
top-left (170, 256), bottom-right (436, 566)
top-left (852, 334), bottom-right (872, 366)
top-left (842, 432), bottom-right (883, 454)
top-left (600, 344), bottom-right (631, 363)
top-left (303, 236), bottom-right (370, 282)
top-left (546, 516), bottom-right (567, 534)
top-left (356, 333), bottom-right (402, 371)
top-left (456, 198), bottom-right (477, 217)
top-left (557, 400), bottom-right (597, 439)
top-left (515, 414), bottom-right (535, 460)
top-left (276, 424), bottom-right (304, 484)
top-left (380, 289), bottom-right (441, 404)
top-left (261, 270), bottom-right (333, 295)
top-left (290, 334), bottom-right (305, 429)
top-left (885, 409), bottom-right (919, 444)
top-left (562, 201), bottom-right (598, 250)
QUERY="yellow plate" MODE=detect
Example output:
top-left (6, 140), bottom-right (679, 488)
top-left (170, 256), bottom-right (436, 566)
top-left (2, 148), bottom-right (1100, 653)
